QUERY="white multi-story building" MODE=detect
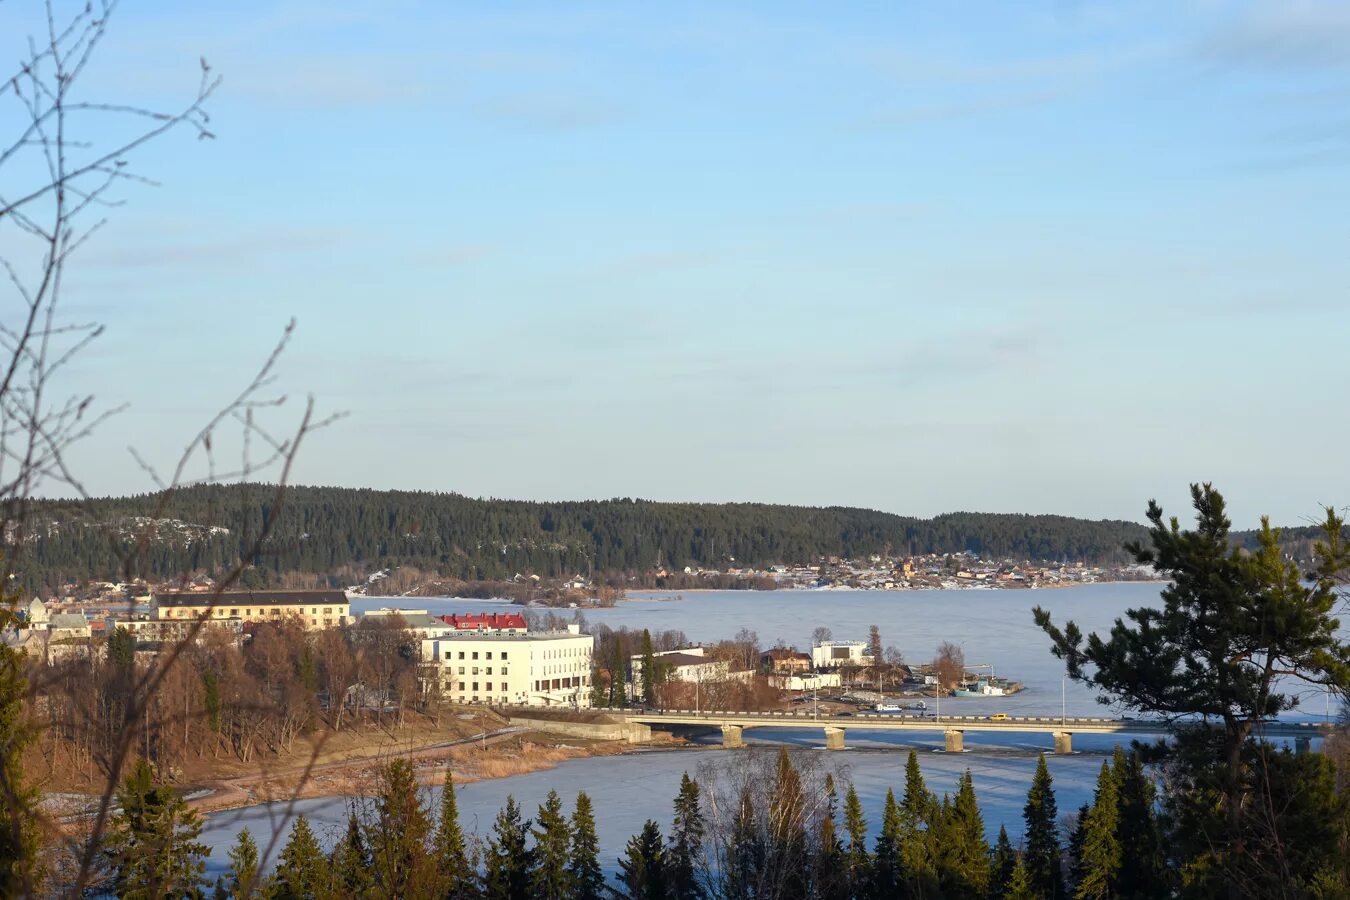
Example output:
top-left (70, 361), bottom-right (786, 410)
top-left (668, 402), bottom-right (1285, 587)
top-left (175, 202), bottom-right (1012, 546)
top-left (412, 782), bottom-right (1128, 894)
top-left (420, 624), bottom-right (594, 708)
top-left (811, 640), bottom-right (873, 669)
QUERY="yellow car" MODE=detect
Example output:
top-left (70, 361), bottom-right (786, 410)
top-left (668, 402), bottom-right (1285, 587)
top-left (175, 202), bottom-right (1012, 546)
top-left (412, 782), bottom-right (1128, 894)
top-left (989, 713), bottom-right (1010, 721)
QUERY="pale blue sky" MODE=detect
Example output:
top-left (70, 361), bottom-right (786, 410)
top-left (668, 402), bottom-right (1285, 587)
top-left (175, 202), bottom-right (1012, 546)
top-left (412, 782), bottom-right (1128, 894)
top-left (7, 0), bottom-right (1350, 524)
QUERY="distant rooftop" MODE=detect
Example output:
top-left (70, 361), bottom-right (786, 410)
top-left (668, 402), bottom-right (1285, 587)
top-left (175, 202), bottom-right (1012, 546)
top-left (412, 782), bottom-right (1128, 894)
top-left (154, 590), bottom-right (347, 607)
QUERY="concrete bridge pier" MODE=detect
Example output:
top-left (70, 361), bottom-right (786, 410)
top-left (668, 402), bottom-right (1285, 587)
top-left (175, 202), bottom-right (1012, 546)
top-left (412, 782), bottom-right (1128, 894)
top-left (721, 724), bottom-right (745, 749)
top-left (824, 726), bottom-right (846, 750)
top-left (1296, 736), bottom-right (1312, 755)
top-left (1053, 732), bottom-right (1073, 754)
top-left (944, 729), bottom-right (965, 753)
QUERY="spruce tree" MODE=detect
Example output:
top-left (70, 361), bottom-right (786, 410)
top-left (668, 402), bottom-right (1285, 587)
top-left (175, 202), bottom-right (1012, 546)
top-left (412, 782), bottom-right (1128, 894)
top-left (611, 641), bottom-right (629, 707)
top-left (1022, 754), bottom-right (1063, 899)
top-left (668, 772), bottom-right (706, 900)
top-left (618, 819), bottom-right (668, 900)
top-left (1067, 803), bottom-right (1090, 892)
top-left (105, 757), bottom-right (209, 898)
top-left (531, 789), bottom-right (573, 900)
top-left (989, 826), bottom-right (1016, 900)
top-left (1074, 762), bottom-right (1121, 900)
top-left (812, 773), bottom-right (846, 900)
top-left (222, 828), bottom-right (259, 899)
top-left (1005, 854), bottom-right (1037, 900)
top-left (270, 815), bottom-right (328, 900)
top-left (433, 771), bottom-right (475, 899)
top-left (329, 806), bottom-right (373, 895)
top-left (766, 748), bottom-right (807, 897)
top-left (842, 783), bottom-right (871, 899)
top-left (872, 788), bottom-right (902, 896)
top-left (368, 759), bottom-right (433, 896)
top-left (899, 749), bottom-right (938, 897)
top-left (641, 628), bottom-right (658, 706)
top-left (941, 770), bottom-right (991, 900)
top-left (1112, 750), bottom-right (1165, 899)
top-left (725, 787), bottom-right (763, 900)
top-left (568, 792), bottom-right (606, 900)
top-left (483, 795), bottom-right (533, 900)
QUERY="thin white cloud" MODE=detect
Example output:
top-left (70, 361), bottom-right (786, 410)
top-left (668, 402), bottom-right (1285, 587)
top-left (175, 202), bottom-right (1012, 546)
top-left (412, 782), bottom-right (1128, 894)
top-left (1198, 0), bottom-right (1350, 70)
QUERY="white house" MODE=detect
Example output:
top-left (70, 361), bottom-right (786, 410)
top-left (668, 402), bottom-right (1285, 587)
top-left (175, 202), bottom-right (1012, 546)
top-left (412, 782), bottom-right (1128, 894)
top-left (811, 640), bottom-right (873, 669)
top-left (420, 624), bottom-right (594, 708)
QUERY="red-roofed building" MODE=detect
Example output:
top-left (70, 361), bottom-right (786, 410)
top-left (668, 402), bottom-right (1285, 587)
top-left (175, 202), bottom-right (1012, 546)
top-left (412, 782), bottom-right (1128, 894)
top-left (439, 612), bottom-right (528, 634)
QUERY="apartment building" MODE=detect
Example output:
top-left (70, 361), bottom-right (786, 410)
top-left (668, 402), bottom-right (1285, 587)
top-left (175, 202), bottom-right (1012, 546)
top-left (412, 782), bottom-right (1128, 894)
top-left (420, 623), bottom-right (594, 708)
top-left (152, 590), bottom-right (351, 631)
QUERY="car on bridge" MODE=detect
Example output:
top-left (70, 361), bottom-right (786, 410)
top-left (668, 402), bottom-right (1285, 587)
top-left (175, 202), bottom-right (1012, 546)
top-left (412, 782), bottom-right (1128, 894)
top-left (989, 713), bottom-right (1009, 721)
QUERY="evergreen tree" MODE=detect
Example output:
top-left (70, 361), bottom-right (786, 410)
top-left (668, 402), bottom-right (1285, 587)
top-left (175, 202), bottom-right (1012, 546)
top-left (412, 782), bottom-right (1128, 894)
top-left (568, 792), bottom-right (606, 900)
top-left (1111, 750), bottom-right (1165, 900)
top-left (618, 819), bottom-right (668, 900)
top-left (898, 749), bottom-right (938, 898)
top-left (1022, 754), bottom-right (1063, 899)
top-left (724, 787), bottom-right (763, 900)
top-left (668, 772), bottom-right (705, 900)
top-left (940, 770), bottom-right (991, 900)
top-left (328, 806), bottom-right (373, 895)
top-left (1067, 802), bottom-right (1090, 893)
top-left (611, 641), bottom-right (629, 707)
top-left (641, 628), bottom-right (658, 706)
top-left (368, 759), bottom-right (433, 896)
top-left (989, 826), bottom-right (1016, 900)
top-left (531, 789), bottom-right (572, 900)
top-left (105, 757), bottom-right (209, 898)
top-left (872, 788), bottom-right (902, 896)
top-left (1005, 855), bottom-right (1037, 900)
top-left (842, 783), bottom-right (871, 899)
top-left (433, 771), bottom-right (476, 899)
top-left (483, 795), bottom-right (533, 900)
top-left (0, 584), bottom-right (39, 897)
top-left (270, 815), bottom-right (328, 900)
top-left (1035, 487), bottom-right (1350, 898)
top-left (812, 773), bottom-right (846, 900)
top-left (1074, 761), bottom-right (1121, 900)
top-left (221, 828), bottom-right (259, 899)
top-left (766, 748), bottom-right (808, 897)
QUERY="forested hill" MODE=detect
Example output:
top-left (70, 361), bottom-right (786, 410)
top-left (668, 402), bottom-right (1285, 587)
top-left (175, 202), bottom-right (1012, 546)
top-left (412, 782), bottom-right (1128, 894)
top-left (11, 484), bottom-right (1157, 593)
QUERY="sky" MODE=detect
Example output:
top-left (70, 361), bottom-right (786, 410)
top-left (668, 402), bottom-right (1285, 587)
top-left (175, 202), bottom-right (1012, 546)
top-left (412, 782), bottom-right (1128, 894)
top-left (3, 0), bottom-right (1349, 526)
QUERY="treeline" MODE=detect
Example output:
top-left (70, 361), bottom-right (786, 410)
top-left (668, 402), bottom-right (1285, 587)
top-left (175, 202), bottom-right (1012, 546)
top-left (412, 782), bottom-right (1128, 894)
top-left (73, 739), bottom-right (1350, 898)
top-left (31, 617), bottom-right (433, 784)
top-left (14, 484), bottom-right (1154, 593)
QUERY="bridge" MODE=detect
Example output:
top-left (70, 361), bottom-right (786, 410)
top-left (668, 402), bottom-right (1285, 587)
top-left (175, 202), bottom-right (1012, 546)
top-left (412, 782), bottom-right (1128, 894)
top-left (611, 709), bottom-right (1334, 754)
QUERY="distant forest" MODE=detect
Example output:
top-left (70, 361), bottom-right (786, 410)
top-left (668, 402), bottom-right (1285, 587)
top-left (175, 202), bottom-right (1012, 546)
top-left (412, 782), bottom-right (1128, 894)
top-left (7, 483), bottom-right (1332, 594)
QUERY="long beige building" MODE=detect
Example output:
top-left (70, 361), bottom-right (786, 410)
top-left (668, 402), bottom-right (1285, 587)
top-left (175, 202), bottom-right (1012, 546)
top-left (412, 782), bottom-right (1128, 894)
top-left (420, 623), bottom-right (594, 708)
top-left (153, 590), bottom-right (351, 631)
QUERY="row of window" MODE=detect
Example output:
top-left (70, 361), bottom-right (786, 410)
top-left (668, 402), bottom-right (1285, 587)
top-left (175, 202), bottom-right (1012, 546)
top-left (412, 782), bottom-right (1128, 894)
top-left (446, 649), bottom-right (510, 661)
top-left (454, 666), bottom-right (507, 676)
top-left (172, 607), bottom-right (343, 619)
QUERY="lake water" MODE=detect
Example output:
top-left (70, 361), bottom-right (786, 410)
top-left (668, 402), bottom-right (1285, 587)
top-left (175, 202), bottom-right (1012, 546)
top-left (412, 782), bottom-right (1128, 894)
top-left (204, 583), bottom-right (1335, 877)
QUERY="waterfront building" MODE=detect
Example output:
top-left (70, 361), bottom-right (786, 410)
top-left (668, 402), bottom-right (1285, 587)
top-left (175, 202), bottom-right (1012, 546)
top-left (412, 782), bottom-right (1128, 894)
top-left (420, 623), bottom-right (594, 708)
top-left (811, 640), bottom-right (873, 668)
top-left (152, 590), bottom-right (351, 630)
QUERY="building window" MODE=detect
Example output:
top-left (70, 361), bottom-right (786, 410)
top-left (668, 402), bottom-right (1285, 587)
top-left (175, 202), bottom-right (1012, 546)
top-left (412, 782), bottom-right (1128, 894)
top-left (458, 667), bottom-right (465, 675)
top-left (230, 609), bottom-right (238, 616)
top-left (486, 651), bottom-right (493, 660)
top-left (445, 651), bottom-right (452, 660)
top-left (501, 667), bottom-right (508, 676)
top-left (485, 682), bottom-right (492, 691)
top-left (472, 682), bottom-right (479, 691)
top-left (502, 651), bottom-right (509, 660)
top-left (472, 652), bottom-right (479, 660)
top-left (458, 651), bottom-right (465, 660)
top-left (324, 608), bottom-right (332, 614)
top-left (472, 667), bottom-right (478, 676)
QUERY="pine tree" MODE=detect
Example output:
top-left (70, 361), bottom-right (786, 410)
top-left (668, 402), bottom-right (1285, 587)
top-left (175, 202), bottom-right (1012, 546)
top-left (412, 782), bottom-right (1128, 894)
top-left (618, 819), bottom-right (668, 900)
top-left (568, 792), bottom-right (606, 900)
top-left (812, 773), bottom-right (846, 900)
top-left (668, 772), bottom-right (705, 900)
top-left (899, 749), bottom-right (938, 897)
top-left (1067, 803), bottom-right (1090, 892)
top-left (989, 826), bottom-right (1016, 900)
top-left (483, 795), bottom-right (533, 900)
top-left (368, 759), bottom-right (433, 896)
top-left (1022, 754), bottom-right (1063, 899)
top-left (1074, 762), bottom-right (1121, 900)
top-left (433, 771), bottom-right (475, 899)
top-left (873, 788), bottom-right (902, 896)
top-left (941, 770), bottom-right (991, 900)
top-left (531, 789), bottom-right (572, 900)
top-left (270, 815), bottom-right (328, 900)
top-left (843, 783), bottom-right (871, 899)
top-left (105, 757), bottom-right (209, 898)
top-left (329, 806), bottom-right (373, 895)
top-left (1112, 750), bottom-right (1165, 899)
top-left (611, 641), bottom-right (629, 707)
top-left (221, 828), bottom-right (259, 899)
